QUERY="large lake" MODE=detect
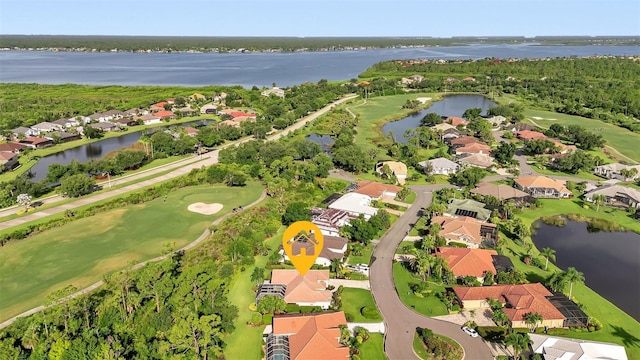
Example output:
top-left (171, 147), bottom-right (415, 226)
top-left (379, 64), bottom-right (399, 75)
top-left (1, 45), bottom-right (638, 87)
top-left (532, 220), bottom-right (640, 321)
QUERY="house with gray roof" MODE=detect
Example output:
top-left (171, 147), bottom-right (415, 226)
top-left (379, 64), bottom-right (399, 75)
top-left (584, 185), bottom-right (640, 209)
top-left (11, 126), bottom-right (38, 139)
top-left (445, 198), bottom-right (492, 222)
top-left (31, 121), bottom-right (62, 134)
top-left (594, 163), bottom-right (640, 181)
top-left (88, 122), bottom-right (118, 132)
top-left (470, 183), bottom-right (529, 202)
top-left (419, 157), bottom-right (459, 175)
top-left (52, 118), bottom-right (80, 129)
top-left (530, 334), bottom-right (628, 360)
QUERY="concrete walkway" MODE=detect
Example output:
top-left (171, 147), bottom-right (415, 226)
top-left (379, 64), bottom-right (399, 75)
top-left (348, 322), bottom-right (385, 333)
top-left (327, 279), bottom-right (370, 290)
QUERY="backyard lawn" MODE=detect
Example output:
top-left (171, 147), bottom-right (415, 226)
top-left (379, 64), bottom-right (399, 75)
top-left (359, 333), bottom-right (386, 360)
top-left (523, 109), bottom-right (640, 163)
top-left (223, 226), bottom-right (284, 360)
top-left (341, 288), bottom-right (382, 323)
top-left (348, 243), bottom-right (374, 265)
top-left (393, 263), bottom-right (448, 317)
top-left (0, 182), bottom-right (264, 322)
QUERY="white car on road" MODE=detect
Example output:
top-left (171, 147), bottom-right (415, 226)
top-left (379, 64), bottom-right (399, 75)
top-left (462, 326), bottom-right (479, 338)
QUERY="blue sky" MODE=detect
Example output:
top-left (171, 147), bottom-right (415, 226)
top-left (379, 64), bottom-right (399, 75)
top-left (1, 0), bottom-right (639, 37)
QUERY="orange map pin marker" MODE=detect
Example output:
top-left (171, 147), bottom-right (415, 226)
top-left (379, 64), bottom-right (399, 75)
top-left (282, 221), bottom-right (324, 276)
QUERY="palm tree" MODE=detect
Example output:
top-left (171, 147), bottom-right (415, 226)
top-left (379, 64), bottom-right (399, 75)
top-left (504, 332), bottom-right (532, 360)
top-left (330, 258), bottom-right (344, 278)
top-left (523, 312), bottom-right (544, 333)
top-left (592, 194), bottom-right (606, 212)
top-left (540, 247), bottom-right (556, 271)
top-left (564, 267), bottom-right (585, 299)
top-left (546, 271), bottom-right (568, 293)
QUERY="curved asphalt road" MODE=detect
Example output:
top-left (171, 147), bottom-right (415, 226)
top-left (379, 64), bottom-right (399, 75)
top-left (370, 185), bottom-right (494, 360)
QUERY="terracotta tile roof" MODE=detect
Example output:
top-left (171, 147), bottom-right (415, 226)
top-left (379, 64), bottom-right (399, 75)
top-left (272, 312), bottom-right (349, 360)
top-left (20, 137), bottom-right (51, 145)
top-left (457, 153), bottom-right (495, 168)
top-left (155, 110), bottom-right (175, 118)
top-left (354, 180), bottom-right (402, 199)
top-left (185, 127), bottom-right (199, 134)
top-left (431, 216), bottom-right (495, 245)
top-left (436, 247), bottom-right (497, 278)
top-left (0, 143), bottom-right (27, 152)
top-left (446, 116), bottom-right (468, 127)
top-left (453, 283), bottom-right (566, 322)
top-left (270, 270), bottom-right (332, 304)
top-left (151, 101), bottom-right (168, 108)
top-left (515, 176), bottom-right (570, 193)
top-left (470, 184), bottom-right (529, 200)
top-left (0, 152), bottom-right (17, 161)
top-left (455, 142), bottom-right (491, 155)
top-left (230, 111), bottom-right (256, 118)
top-left (450, 136), bottom-right (481, 146)
top-left (517, 130), bottom-right (547, 140)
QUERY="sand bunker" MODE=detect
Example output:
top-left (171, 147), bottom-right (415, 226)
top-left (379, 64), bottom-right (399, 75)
top-left (416, 97), bottom-right (432, 104)
top-left (188, 202), bottom-right (223, 215)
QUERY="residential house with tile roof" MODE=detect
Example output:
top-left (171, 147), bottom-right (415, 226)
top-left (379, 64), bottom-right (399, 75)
top-left (267, 270), bottom-right (332, 309)
top-left (516, 130), bottom-right (547, 141)
top-left (150, 101), bottom-right (168, 112)
top-left (436, 247), bottom-right (498, 281)
top-left (445, 116), bottom-right (468, 127)
top-left (515, 175), bottom-right (572, 198)
top-left (419, 157), bottom-right (459, 175)
top-left (353, 180), bottom-right (402, 200)
top-left (52, 118), bottom-right (80, 129)
top-left (457, 153), bottom-right (495, 169)
top-left (137, 114), bottom-right (162, 125)
top-left (584, 185), bottom-right (640, 209)
top-left (311, 207), bottom-right (356, 236)
top-left (155, 110), bottom-right (176, 120)
top-left (0, 152), bottom-right (19, 172)
top-left (448, 136), bottom-right (481, 147)
top-left (431, 123), bottom-right (457, 133)
top-left (267, 312), bottom-right (350, 360)
top-left (453, 283), bottom-right (566, 328)
top-left (594, 163), bottom-right (640, 181)
top-left (18, 137), bottom-right (54, 149)
top-left (0, 143), bottom-right (27, 154)
top-left (430, 216), bottom-right (498, 248)
top-left (470, 183), bottom-right (529, 202)
top-left (454, 142), bottom-right (492, 156)
top-left (375, 161), bottom-right (408, 184)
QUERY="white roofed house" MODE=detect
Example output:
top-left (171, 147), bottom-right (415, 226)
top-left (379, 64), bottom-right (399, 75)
top-left (529, 334), bottom-right (628, 360)
top-left (11, 126), bottom-right (38, 139)
top-left (584, 185), bottom-right (640, 209)
top-left (52, 118), bottom-right (80, 129)
top-left (328, 192), bottom-right (378, 220)
top-left (311, 207), bottom-right (356, 237)
top-left (31, 121), bottom-right (62, 134)
top-left (200, 104), bottom-right (218, 114)
top-left (594, 163), bottom-right (640, 181)
top-left (261, 87), bottom-right (285, 98)
top-left (419, 157), bottom-right (460, 175)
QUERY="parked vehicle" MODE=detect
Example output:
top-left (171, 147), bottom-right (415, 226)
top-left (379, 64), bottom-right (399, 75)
top-left (462, 326), bottom-right (479, 338)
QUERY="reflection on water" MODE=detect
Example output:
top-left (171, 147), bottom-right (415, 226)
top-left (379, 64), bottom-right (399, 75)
top-left (532, 220), bottom-right (640, 321)
top-left (381, 95), bottom-right (496, 143)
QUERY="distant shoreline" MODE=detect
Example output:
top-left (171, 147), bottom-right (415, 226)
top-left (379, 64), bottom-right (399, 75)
top-left (0, 35), bottom-right (637, 54)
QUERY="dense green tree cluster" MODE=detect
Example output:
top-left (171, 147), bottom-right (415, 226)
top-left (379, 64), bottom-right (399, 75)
top-left (544, 124), bottom-right (605, 150)
top-left (341, 211), bottom-right (390, 245)
top-left (554, 151), bottom-right (603, 174)
top-left (361, 57), bottom-right (640, 132)
top-left (450, 167), bottom-right (488, 187)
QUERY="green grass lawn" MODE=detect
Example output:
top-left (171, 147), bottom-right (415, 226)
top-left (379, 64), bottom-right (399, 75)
top-left (341, 288), bottom-right (382, 323)
top-left (0, 182), bottom-right (264, 322)
top-left (413, 332), bottom-right (430, 359)
top-left (503, 201), bottom-right (640, 358)
top-left (223, 226), bottom-right (285, 360)
top-left (522, 109), bottom-right (640, 163)
top-left (349, 243), bottom-right (374, 265)
top-left (413, 332), bottom-right (463, 360)
top-left (360, 333), bottom-right (386, 360)
top-left (396, 241), bottom-right (419, 254)
top-left (393, 262), bottom-right (448, 317)
top-left (403, 191), bottom-right (417, 204)
top-left (349, 93), bottom-right (436, 152)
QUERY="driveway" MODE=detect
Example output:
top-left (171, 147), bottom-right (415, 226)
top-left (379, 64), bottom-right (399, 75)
top-left (327, 279), bottom-right (370, 290)
top-left (369, 184), bottom-right (494, 360)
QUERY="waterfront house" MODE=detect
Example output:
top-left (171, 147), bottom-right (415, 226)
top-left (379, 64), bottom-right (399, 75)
top-left (436, 247), bottom-right (498, 282)
top-left (0, 143), bottom-right (27, 154)
top-left (267, 312), bottom-right (349, 360)
top-left (452, 283), bottom-right (566, 329)
top-left (485, 115), bottom-right (506, 127)
top-left (155, 110), bottom-right (176, 120)
top-left (89, 122), bottom-right (118, 132)
top-left (514, 175), bottom-right (572, 198)
top-left (88, 111), bottom-right (121, 123)
top-left (113, 118), bottom-right (138, 127)
top-left (31, 121), bottom-right (62, 134)
top-left (0, 152), bottom-right (19, 172)
top-left (44, 131), bottom-right (81, 143)
top-left (445, 116), bottom-right (468, 127)
top-left (185, 127), bottom-right (199, 137)
top-left (584, 185), bottom-right (640, 209)
top-left (11, 126), bottom-right (38, 139)
top-left (52, 118), bottom-right (80, 129)
top-left (138, 114), bottom-right (162, 125)
top-left (261, 87), bottom-right (286, 98)
top-left (18, 137), bottom-right (54, 149)
top-left (431, 123), bottom-right (457, 133)
top-left (200, 104), bottom-right (218, 114)
top-left (470, 183), bottom-right (529, 203)
top-left (530, 334), bottom-right (628, 360)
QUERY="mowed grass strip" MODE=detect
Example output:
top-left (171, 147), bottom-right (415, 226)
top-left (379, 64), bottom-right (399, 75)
top-left (0, 182), bottom-right (263, 322)
top-left (523, 109), bottom-right (640, 163)
top-left (341, 288), bottom-right (382, 323)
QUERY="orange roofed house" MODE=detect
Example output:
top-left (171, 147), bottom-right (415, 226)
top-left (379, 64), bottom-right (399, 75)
top-left (453, 283), bottom-right (566, 329)
top-left (516, 130), bottom-right (547, 141)
top-left (436, 247), bottom-right (498, 282)
top-left (514, 175), bottom-right (572, 199)
top-left (257, 270), bottom-right (332, 309)
top-left (353, 180), bottom-right (402, 200)
top-left (445, 116), bottom-right (468, 127)
top-left (430, 216), bottom-right (498, 248)
top-left (267, 312), bottom-right (349, 360)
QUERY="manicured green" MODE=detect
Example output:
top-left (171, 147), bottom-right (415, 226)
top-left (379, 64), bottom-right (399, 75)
top-left (0, 182), bottom-right (264, 321)
top-left (523, 109), bottom-right (640, 163)
top-left (393, 262), bottom-right (448, 317)
top-left (501, 202), bottom-right (640, 358)
top-left (403, 191), bottom-right (417, 204)
top-left (349, 243), bottom-right (374, 265)
top-left (224, 226), bottom-right (285, 360)
top-left (413, 332), bottom-right (431, 359)
top-left (348, 93), bottom-right (436, 151)
top-left (359, 333), bottom-right (386, 360)
top-left (341, 288), bottom-right (382, 323)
